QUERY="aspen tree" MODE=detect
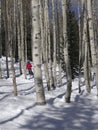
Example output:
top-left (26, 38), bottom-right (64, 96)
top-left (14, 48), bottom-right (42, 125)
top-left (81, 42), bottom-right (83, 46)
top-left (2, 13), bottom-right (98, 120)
top-left (59, 10), bottom-right (63, 86)
top-left (52, 0), bottom-right (57, 88)
top-left (20, 0), bottom-right (26, 79)
top-left (4, 0), bottom-right (9, 78)
top-left (92, 1), bottom-right (98, 75)
top-left (81, 0), bottom-right (85, 62)
top-left (78, 0), bottom-right (82, 93)
top-left (16, 0), bottom-right (22, 75)
top-left (22, 0), bottom-right (27, 63)
top-left (87, 0), bottom-right (98, 96)
top-left (80, 0), bottom-right (91, 93)
top-left (10, 0), bottom-right (17, 96)
top-left (39, 0), bottom-right (44, 62)
top-left (56, 0), bottom-right (62, 86)
top-left (6, 0), bottom-right (17, 96)
top-left (62, 0), bottom-right (72, 103)
top-left (0, 0), bottom-right (2, 78)
top-left (17, 0), bottom-right (26, 78)
top-left (83, 4), bottom-right (91, 93)
top-left (13, 0), bottom-right (16, 61)
top-left (43, 0), bottom-right (50, 90)
top-left (31, 0), bottom-right (46, 104)
top-left (47, 1), bottom-right (55, 89)
top-left (13, 0), bottom-right (17, 96)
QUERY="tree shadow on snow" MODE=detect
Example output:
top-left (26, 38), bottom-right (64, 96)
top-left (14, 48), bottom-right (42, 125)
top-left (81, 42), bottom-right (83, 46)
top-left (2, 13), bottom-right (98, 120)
top-left (19, 97), bottom-right (98, 130)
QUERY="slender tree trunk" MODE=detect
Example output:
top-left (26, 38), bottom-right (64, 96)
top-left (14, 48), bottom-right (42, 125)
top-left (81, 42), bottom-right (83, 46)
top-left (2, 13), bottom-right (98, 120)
top-left (0, 0), bottom-right (2, 78)
top-left (39, 0), bottom-right (43, 62)
top-left (4, 0), bottom-right (9, 78)
top-left (31, 0), bottom-right (46, 105)
top-left (7, 0), bottom-right (17, 96)
top-left (48, 19), bottom-right (55, 89)
top-left (16, 0), bottom-right (22, 75)
top-left (52, 0), bottom-right (57, 88)
top-left (78, 0), bottom-right (82, 93)
top-left (56, 0), bottom-right (62, 87)
top-left (23, 0), bottom-right (27, 63)
top-left (87, 0), bottom-right (98, 96)
top-left (84, 18), bottom-right (91, 93)
top-left (59, 14), bottom-right (63, 86)
top-left (47, 1), bottom-right (55, 89)
top-left (22, 0), bottom-right (28, 79)
top-left (92, 1), bottom-right (98, 80)
top-left (19, 0), bottom-right (26, 79)
top-left (81, 1), bottom-right (91, 93)
top-left (84, 42), bottom-right (91, 93)
top-left (62, 0), bottom-right (72, 103)
top-left (17, 0), bottom-right (26, 78)
top-left (43, 0), bottom-right (50, 91)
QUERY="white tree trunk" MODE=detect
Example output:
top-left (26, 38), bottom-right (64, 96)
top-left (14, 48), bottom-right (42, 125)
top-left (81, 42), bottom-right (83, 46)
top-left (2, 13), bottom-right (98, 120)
top-left (43, 0), bottom-right (50, 90)
top-left (62, 0), bottom-right (72, 103)
top-left (16, 0), bottom-right (22, 75)
top-left (81, 1), bottom-right (91, 93)
top-left (52, 0), bottom-right (57, 88)
top-left (78, 0), bottom-right (82, 93)
top-left (31, 0), bottom-right (46, 104)
top-left (19, 0), bottom-right (26, 79)
top-left (0, 0), bottom-right (2, 78)
top-left (7, 0), bottom-right (17, 96)
top-left (87, 0), bottom-right (98, 96)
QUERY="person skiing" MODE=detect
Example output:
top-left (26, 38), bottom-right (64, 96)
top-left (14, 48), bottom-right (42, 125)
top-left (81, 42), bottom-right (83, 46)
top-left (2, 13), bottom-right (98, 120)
top-left (26, 61), bottom-right (33, 75)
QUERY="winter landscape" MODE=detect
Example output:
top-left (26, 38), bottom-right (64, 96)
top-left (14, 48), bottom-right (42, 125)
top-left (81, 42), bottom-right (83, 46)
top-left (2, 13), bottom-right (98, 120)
top-left (0, 0), bottom-right (98, 130)
top-left (0, 57), bottom-right (98, 130)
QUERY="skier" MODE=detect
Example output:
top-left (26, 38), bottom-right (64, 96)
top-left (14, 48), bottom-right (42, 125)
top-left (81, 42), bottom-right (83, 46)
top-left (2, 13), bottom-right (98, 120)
top-left (26, 61), bottom-right (34, 76)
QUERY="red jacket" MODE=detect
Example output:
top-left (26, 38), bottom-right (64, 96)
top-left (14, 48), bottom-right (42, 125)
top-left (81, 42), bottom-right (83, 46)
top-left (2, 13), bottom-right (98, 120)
top-left (26, 63), bottom-right (32, 70)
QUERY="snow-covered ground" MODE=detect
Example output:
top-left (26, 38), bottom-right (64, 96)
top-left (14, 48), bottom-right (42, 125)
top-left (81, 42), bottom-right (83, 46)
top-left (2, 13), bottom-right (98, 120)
top-left (0, 57), bottom-right (98, 130)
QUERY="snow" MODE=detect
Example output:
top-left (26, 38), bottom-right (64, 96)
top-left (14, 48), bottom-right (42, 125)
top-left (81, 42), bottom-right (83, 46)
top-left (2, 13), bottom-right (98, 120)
top-left (0, 57), bottom-right (98, 130)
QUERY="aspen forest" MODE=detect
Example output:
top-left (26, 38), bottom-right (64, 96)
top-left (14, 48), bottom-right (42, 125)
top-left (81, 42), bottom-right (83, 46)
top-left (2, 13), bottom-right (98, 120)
top-left (0, 0), bottom-right (98, 104)
top-left (0, 0), bottom-right (98, 130)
